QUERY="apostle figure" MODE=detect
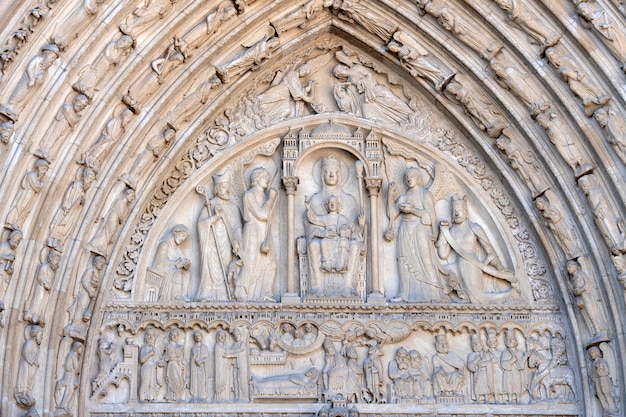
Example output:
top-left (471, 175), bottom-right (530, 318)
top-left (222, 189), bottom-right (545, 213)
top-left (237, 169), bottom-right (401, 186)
top-left (214, 329), bottom-right (234, 402)
top-left (190, 330), bottom-right (211, 402)
top-left (432, 333), bottom-right (465, 397)
top-left (139, 329), bottom-right (159, 401)
top-left (162, 328), bottom-right (186, 402)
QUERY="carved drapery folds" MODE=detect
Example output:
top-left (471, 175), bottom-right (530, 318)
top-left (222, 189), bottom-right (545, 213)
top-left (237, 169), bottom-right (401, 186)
top-left (87, 309), bottom-right (580, 410)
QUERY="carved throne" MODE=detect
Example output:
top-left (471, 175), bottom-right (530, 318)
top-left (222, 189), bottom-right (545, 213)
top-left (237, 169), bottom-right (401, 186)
top-left (297, 236), bottom-right (367, 302)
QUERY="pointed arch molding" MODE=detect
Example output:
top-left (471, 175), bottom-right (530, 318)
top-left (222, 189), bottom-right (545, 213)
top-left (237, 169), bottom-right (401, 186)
top-left (0, 1), bottom-right (625, 416)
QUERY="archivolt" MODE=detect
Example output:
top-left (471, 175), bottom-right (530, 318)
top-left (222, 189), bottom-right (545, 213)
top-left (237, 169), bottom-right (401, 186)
top-left (0, 1), bottom-right (625, 416)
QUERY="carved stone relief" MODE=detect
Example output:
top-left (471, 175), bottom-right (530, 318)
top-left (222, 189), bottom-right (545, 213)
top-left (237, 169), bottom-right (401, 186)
top-left (1, 2), bottom-right (626, 417)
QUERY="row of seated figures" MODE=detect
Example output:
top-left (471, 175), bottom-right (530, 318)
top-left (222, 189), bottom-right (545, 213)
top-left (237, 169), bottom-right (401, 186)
top-left (140, 124), bottom-right (524, 305)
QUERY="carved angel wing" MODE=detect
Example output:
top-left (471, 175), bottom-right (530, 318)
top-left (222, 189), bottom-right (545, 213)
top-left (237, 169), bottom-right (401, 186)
top-left (303, 50), bottom-right (333, 74)
top-left (382, 141), bottom-right (407, 224)
top-left (365, 321), bottom-right (411, 344)
top-left (429, 164), bottom-right (460, 203)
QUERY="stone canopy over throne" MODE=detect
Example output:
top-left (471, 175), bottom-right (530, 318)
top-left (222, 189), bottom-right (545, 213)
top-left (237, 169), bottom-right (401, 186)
top-left (286, 124), bottom-right (382, 302)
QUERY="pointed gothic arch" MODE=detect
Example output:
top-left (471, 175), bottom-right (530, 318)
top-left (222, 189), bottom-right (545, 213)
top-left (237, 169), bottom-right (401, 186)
top-left (0, 1), bottom-right (625, 416)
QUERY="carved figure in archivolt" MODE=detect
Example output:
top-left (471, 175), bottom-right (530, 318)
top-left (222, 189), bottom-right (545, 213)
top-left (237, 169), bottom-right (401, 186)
top-left (139, 328), bottom-right (159, 402)
top-left (49, 166), bottom-right (95, 243)
top-left (162, 328), bottom-right (186, 402)
top-left (0, 120), bottom-right (14, 158)
top-left (387, 31), bottom-right (454, 91)
top-left (330, 0), bottom-right (397, 42)
top-left (86, 188), bottom-right (136, 257)
top-left (438, 6), bottom-right (502, 60)
top-left (1, 40), bottom-right (64, 119)
top-left (385, 166), bottom-right (445, 302)
top-left (544, 46), bottom-right (610, 116)
top-left (123, 38), bottom-right (188, 113)
top-left (495, 132), bottom-right (549, 199)
top-left (578, 174), bottom-right (626, 254)
top-left (152, 224), bottom-right (191, 302)
top-left (305, 156), bottom-right (365, 297)
top-left (166, 77), bottom-right (222, 130)
top-left (216, 36), bottom-right (280, 83)
top-left (536, 111), bottom-right (594, 178)
top-left (72, 35), bottom-right (135, 99)
top-left (54, 340), bottom-right (84, 416)
top-left (436, 195), bottom-right (518, 303)
top-left (0, 228), bottom-right (23, 300)
top-left (235, 167), bottom-right (278, 302)
top-left (493, 0), bottom-right (559, 51)
top-left (444, 79), bottom-right (506, 138)
top-left (577, 3), bottom-right (626, 73)
top-left (190, 330), bottom-right (211, 402)
top-left (196, 172), bottom-right (243, 302)
top-left (15, 324), bottom-right (43, 409)
top-left (565, 259), bottom-right (610, 340)
top-left (34, 93), bottom-right (89, 162)
top-left (432, 333), bottom-right (465, 397)
top-left (182, 1), bottom-right (237, 51)
top-left (587, 344), bottom-right (620, 417)
top-left (534, 195), bottom-right (584, 259)
top-left (120, 0), bottom-right (178, 38)
top-left (593, 108), bottom-right (626, 166)
top-left (500, 328), bottom-right (528, 403)
top-left (490, 56), bottom-right (551, 117)
top-left (122, 127), bottom-right (176, 189)
top-left (333, 56), bottom-right (417, 126)
top-left (23, 247), bottom-right (61, 325)
top-left (270, 0), bottom-right (333, 35)
top-left (64, 255), bottom-right (105, 339)
top-left (82, 108), bottom-right (134, 173)
top-left (5, 158), bottom-right (49, 229)
top-left (258, 53), bottom-right (332, 124)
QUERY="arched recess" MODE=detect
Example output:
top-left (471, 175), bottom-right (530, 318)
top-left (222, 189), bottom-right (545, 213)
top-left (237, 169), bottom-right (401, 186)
top-left (0, 1), bottom-right (625, 417)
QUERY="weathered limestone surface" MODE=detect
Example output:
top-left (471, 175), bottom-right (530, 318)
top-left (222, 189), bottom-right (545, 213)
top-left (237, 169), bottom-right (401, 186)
top-left (0, 1), bottom-right (625, 417)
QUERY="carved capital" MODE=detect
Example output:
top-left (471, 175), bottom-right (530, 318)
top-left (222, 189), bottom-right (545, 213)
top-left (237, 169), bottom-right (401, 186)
top-left (282, 176), bottom-right (299, 195)
top-left (364, 177), bottom-right (382, 196)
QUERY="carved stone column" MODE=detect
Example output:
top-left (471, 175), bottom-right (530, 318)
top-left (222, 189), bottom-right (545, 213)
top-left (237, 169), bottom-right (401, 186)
top-left (282, 176), bottom-right (300, 303)
top-left (365, 176), bottom-right (384, 302)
